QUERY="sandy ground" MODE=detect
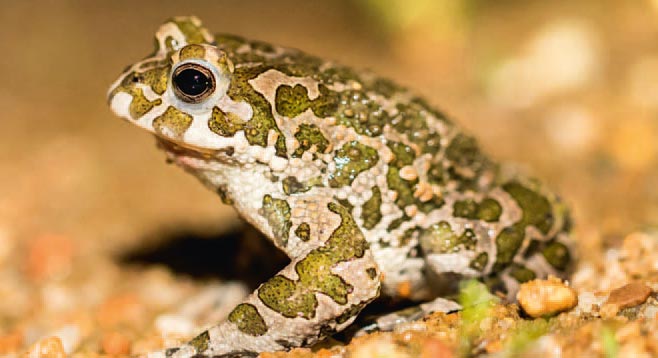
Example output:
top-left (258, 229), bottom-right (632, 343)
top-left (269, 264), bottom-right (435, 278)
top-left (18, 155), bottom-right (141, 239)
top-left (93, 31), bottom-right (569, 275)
top-left (1, 1), bottom-right (658, 357)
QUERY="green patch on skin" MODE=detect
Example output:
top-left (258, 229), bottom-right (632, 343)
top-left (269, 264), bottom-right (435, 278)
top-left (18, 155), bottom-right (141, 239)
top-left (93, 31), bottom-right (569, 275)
top-left (165, 36), bottom-right (177, 52)
top-left (410, 96), bottom-right (452, 126)
top-left (445, 133), bottom-right (487, 182)
top-left (295, 223), bottom-right (310, 242)
top-left (109, 71), bottom-right (164, 119)
top-left (369, 78), bottom-right (401, 98)
top-left (209, 106), bottom-right (247, 137)
top-left (257, 202), bottom-right (368, 319)
top-left (542, 241), bottom-right (571, 271)
top-left (420, 221), bottom-right (477, 254)
top-left (453, 199), bottom-right (478, 219)
top-left (227, 66), bottom-right (288, 157)
top-left (386, 167), bottom-right (415, 209)
top-left (334, 90), bottom-right (389, 137)
top-left (386, 142), bottom-right (417, 208)
top-left (179, 44), bottom-right (206, 60)
top-left (427, 162), bottom-right (445, 185)
top-left (282, 176), bottom-right (310, 195)
top-left (336, 302), bottom-right (367, 324)
top-left (361, 186), bottom-right (382, 230)
top-left (188, 330), bottom-right (210, 352)
top-left (384, 142), bottom-right (445, 214)
top-left (453, 198), bottom-right (502, 222)
top-left (391, 103), bottom-right (440, 154)
top-left (329, 141), bottom-right (379, 187)
top-left (494, 182), bottom-right (556, 272)
top-left (275, 84), bottom-right (311, 118)
top-left (171, 18), bottom-right (209, 45)
top-left (387, 142), bottom-right (415, 168)
top-left (152, 106), bottom-right (193, 139)
top-left (417, 195), bottom-right (447, 215)
top-left (228, 303), bottom-right (268, 336)
top-left (282, 176), bottom-right (323, 195)
top-left (398, 227), bottom-right (419, 247)
top-left (470, 252), bottom-right (489, 271)
top-left (130, 88), bottom-right (162, 119)
top-left (493, 224), bottom-right (525, 272)
top-left (274, 84), bottom-right (339, 119)
top-left (503, 181), bottom-right (554, 234)
top-left (140, 65), bottom-right (170, 95)
top-left (257, 275), bottom-right (318, 319)
top-left (523, 239), bottom-right (542, 259)
top-left (261, 195), bottom-right (292, 247)
top-left (508, 264), bottom-right (537, 283)
top-left (309, 84), bottom-right (340, 118)
top-left (387, 214), bottom-right (409, 231)
top-left (478, 198), bottom-right (503, 222)
top-left (293, 123), bottom-right (329, 158)
top-left (216, 184), bottom-right (234, 205)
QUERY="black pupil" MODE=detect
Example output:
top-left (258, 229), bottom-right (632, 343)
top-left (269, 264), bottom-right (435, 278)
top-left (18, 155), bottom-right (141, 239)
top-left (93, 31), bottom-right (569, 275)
top-left (174, 68), bottom-right (210, 96)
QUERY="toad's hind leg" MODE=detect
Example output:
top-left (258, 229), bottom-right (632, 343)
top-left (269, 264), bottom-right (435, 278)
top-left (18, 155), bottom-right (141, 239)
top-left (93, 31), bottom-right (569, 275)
top-left (163, 202), bottom-right (382, 358)
top-left (423, 179), bottom-right (573, 300)
top-left (351, 179), bottom-right (574, 336)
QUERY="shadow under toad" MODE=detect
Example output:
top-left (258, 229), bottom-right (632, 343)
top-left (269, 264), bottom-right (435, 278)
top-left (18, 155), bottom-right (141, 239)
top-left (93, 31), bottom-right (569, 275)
top-left (119, 224), bottom-right (289, 290)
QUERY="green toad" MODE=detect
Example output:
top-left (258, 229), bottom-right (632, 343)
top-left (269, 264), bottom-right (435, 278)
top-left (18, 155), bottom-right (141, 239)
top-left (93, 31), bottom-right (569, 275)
top-left (107, 16), bottom-right (574, 358)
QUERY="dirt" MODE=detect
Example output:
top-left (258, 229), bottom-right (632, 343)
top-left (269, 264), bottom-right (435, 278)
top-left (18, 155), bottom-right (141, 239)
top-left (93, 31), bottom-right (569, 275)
top-left (1, 1), bottom-right (657, 357)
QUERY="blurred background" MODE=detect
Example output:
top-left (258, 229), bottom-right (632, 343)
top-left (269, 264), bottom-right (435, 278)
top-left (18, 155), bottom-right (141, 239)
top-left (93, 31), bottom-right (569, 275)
top-left (0, 0), bottom-right (658, 354)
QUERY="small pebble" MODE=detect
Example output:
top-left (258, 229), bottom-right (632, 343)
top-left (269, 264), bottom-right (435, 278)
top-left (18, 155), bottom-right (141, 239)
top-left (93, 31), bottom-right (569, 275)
top-left (517, 276), bottom-right (578, 317)
top-left (50, 324), bottom-right (81, 354)
top-left (605, 282), bottom-right (652, 309)
top-left (101, 331), bottom-right (132, 355)
top-left (24, 336), bottom-right (66, 358)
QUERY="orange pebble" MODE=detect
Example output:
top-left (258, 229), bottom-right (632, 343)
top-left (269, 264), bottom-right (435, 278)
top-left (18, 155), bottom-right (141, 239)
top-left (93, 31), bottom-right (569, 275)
top-left (396, 281), bottom-right (412, 298)
top-left (421, 338), bottom-right (454, 358)
top-left (0, 330), bottom-right (23, 354)
top-left (101, 331), bottom-right (132, 355)
top-left (25, 336), bottom-right (66, 358)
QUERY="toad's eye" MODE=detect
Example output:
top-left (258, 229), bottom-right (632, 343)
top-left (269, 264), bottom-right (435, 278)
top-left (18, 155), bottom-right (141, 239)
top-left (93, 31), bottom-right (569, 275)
top-left (172, 63), bottom-right (215, 103)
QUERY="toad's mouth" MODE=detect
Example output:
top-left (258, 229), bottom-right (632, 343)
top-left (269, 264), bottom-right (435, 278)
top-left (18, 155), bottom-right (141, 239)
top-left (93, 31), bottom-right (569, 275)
top-left (156, 137), bottom-right (235, 167)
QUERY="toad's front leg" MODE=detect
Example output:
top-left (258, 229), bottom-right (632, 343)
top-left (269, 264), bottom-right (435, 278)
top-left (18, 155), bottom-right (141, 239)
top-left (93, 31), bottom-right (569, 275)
top-left (163, 202), bottom-right (382, 358)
